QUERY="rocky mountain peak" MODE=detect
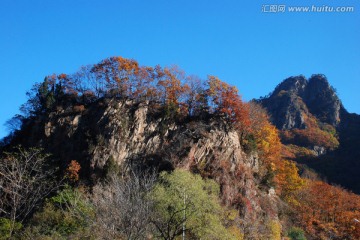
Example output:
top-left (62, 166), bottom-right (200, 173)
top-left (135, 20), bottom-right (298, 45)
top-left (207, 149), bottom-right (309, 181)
top-left (259, 74), bottom-right (341, 130)
top-left (272, 75), bottom-right (307, 97)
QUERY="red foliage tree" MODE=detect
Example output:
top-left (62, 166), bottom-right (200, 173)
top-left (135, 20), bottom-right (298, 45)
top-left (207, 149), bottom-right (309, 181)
top-left (65, 160), bottom-right (81, 182)
top-left (207, 76), bottom-right (250, 141)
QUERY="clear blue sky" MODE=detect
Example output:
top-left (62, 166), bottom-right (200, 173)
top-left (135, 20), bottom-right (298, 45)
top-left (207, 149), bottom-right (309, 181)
top-left (1, 0), bottom-right (359, 138)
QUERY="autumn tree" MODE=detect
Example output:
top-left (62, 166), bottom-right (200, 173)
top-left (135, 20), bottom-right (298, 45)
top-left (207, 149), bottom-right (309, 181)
top-left (274, 160), bottom-right (304, 204)
top-left (90, 57), bottom-right (141, 98)
top-left (90, 58), bottom-right (114, 96)
top-left (156, 66), bottom-right (189, 111)
top-left (65, 160), bottom-right (81, 183)
top-left (247, 102), bottom-right (304, 201)
top-left (182, 75), bottom-right (209, 117)
top-left (132, 66), bottom-right (157, 102)
top-left (207, 76), bottom-right (250, 142)
top-left (248, 102), bottom-right (281, 162)
top-left (113, 56), bottom-right (140, 97)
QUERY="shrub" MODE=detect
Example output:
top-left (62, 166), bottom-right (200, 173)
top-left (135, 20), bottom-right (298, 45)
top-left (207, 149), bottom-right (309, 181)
top-left (23, 187), bottom-right (94, 239)
top-left (0, 218), bottom-right (22, 240)
top-left (287, 227), bottom-right (307, 240)
top-left (268, 220), bottom-right (281, 240)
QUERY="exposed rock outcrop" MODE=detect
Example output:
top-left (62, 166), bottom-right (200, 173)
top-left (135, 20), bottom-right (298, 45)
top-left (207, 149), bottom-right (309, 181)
top-left (259, 74), bottom-right (341, 130)
top-left (9, 98), bottom-right (279, 226)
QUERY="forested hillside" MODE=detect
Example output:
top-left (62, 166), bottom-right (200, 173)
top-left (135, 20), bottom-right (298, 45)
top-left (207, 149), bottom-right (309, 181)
top-left (1, 57), bottom-right (359, 239)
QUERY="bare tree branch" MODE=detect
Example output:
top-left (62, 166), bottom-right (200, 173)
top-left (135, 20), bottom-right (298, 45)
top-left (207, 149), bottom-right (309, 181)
top-left (92, 170), bottom-right (157, 240)
top-left (0, 146), bottom-right (60, 237)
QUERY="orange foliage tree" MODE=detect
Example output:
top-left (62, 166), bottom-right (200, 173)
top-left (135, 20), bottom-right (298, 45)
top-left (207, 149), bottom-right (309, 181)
top-left (183, 75), bottom-right (207, 116)
top-left (207, 76), bottom-right (250, 141)
top-left (248, 102), bottom-right (304, 201)
top-left (294, 180), bottom-right (360, 239)
top-left (90, 57), bottom-right (140, 97)
top-left (156, 65), bottom-right (189, 107)
top-left (248, 102), bottom-right (281, 162)
top-left (65, 160), bottom-right (81, 182)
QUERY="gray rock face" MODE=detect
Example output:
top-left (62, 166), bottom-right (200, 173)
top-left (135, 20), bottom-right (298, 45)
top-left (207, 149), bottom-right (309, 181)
top-left (272, 75), bottom-right (307, 97)
top-left (68, 100), bottom-right (258, 174)
top-left (259, 74), bottom-right (341, 130)
top-left (304, 75), bottom-right (341, 126)
top-left (40, 98), bottom-right (259, 175)
top-left (312, 146), bottom-right (327, 156)
top-left (36, 99), bottom-right (274, 222)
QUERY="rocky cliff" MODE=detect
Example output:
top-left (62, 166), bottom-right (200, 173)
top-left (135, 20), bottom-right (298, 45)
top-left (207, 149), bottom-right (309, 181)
top-left (6, 98), bottom-right (280, 233)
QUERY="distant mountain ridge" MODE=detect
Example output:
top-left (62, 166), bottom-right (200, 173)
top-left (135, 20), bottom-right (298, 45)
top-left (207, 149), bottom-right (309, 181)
top-left (258, 74), bottom-right (360, 193)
